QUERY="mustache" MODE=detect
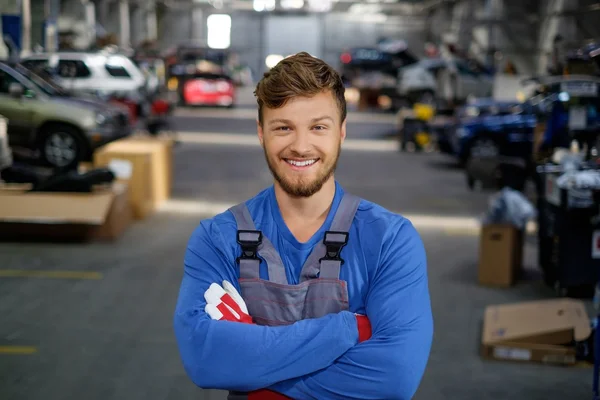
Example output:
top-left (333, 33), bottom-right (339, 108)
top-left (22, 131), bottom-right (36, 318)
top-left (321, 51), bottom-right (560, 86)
top-left (280, 152), bottom-right (320, 159)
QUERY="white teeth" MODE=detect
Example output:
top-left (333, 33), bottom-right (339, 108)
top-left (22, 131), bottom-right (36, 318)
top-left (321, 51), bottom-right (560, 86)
top-left (286, 159), bottom-right (316, 167)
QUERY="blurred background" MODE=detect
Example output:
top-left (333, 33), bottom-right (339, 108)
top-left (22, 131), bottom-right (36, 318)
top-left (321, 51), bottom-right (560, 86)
top-left (1, 0), bottom-right (600, 399)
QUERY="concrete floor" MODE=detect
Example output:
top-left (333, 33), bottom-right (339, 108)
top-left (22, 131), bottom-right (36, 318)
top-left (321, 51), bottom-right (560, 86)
top-left (0, 105), bottom-right (594, 400)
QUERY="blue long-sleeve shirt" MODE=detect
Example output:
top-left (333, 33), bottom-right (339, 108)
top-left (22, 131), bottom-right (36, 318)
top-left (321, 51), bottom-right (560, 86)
top-left (173, 182), bottom-right (434, 399)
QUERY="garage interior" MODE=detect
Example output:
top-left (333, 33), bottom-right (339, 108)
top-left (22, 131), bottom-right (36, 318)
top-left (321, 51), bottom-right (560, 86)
top-left (2, 0), bottom-right (600, 399)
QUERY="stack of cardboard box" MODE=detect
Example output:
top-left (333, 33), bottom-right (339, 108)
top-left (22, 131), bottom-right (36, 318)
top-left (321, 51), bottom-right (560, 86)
top-left (0, 135), bottom-right (174, 242)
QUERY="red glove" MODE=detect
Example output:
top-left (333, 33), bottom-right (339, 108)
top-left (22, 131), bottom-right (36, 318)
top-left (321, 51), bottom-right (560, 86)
top-left (248, 389), bottom-right (291, 399)
top-left (204, 281), bottom-right (253, 324)
top-left (355, 314), bottom-right (372, 343)
top-left (205, 282), bottom-right (290, 399)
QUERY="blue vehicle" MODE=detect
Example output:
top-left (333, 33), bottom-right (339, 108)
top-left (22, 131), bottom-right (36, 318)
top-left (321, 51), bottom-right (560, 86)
top-left (438, 98), bottom-right (534, 164)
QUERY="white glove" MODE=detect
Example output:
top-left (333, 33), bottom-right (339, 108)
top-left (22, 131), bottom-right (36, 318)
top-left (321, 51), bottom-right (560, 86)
top-left (204, 280), bottom-right (253, 324)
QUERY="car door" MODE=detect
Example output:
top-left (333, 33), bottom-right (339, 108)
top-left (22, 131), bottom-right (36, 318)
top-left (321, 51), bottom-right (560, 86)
top-left (0, 67), bottom-right (36, 147)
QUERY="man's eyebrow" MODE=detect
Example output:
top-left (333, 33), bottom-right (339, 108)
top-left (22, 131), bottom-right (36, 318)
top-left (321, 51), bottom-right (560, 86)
top-left (268, 119), bottom-right (292, 126)
top-left (267, 116), bottom-right (334, 126)
top-left (311, 116), bottom-right (334, 123)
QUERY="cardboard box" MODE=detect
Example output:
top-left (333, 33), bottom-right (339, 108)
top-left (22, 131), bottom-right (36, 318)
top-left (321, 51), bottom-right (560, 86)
top-left (478, 224), bottom-right (524, 287)
top-left (0, 182), bottom-right (132, 242)
top-left (123, 135), bottom-right (173, 205)
top-left (481, 299), bottom-right (592, 366)
top-left (96, 136), bottom-right (172, 205)
top-left (93, 146), bottom-right (154, 220)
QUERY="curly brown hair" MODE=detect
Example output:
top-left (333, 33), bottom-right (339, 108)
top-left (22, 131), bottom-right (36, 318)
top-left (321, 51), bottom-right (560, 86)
top-left (254, 52), bottom-right (347, 126)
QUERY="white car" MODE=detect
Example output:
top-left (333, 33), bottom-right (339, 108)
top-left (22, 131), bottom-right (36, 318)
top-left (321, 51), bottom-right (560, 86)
top-left (397, 57), bottom-right (494, 104)
top-left (20, 51), bottom-right (155, 97)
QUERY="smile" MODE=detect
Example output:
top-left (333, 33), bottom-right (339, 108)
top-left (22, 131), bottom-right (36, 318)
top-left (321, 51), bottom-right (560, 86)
top-left (284, 158), bottom-right (319, 169)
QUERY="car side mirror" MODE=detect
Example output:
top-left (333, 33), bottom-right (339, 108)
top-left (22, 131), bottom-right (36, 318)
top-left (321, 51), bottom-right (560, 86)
top-left (8, 82), bottom-right (24, 98)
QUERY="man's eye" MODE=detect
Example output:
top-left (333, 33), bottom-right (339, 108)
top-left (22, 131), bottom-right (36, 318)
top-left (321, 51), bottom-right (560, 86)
top-left (275, 126), bottom-right (290, 131)
top-left (313, 125), bottom-right (327, 130)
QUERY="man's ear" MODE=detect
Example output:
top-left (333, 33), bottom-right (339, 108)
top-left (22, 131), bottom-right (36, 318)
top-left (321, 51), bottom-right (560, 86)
top-left (257, 119), bottom-right (264, 147)
top-left (340, 119), bottom-right (347, 143)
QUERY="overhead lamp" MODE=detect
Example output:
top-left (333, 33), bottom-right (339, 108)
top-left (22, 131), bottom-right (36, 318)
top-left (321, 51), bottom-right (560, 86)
top-left (281, 0), bottom-right (304, 10)
top-left (308, 0), bottom-right (332, 12)
top-left (348, 4), bottom-right (381, 14)
top-left (266, 54), bottom-right (284, 69)
top-left (253, 0), bottom-right (275, 12)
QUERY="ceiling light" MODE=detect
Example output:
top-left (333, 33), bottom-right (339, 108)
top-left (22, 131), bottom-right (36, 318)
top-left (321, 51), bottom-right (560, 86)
top-left (266, 54), bottom-right (284, 69)
top-left (308, 0), bottom-right (332, 12)
top-left (253, 0), bottom-right (275, 12)
top-left (281, 0), bottom-right (304, 10)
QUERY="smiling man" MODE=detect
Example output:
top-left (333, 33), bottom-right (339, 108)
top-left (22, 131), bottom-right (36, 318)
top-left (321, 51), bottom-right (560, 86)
top-left (174, 52), bottom-right (433, 400)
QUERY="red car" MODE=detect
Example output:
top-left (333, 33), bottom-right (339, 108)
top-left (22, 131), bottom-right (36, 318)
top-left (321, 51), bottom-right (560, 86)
top-left (182, 73), bottom-right (235, 107)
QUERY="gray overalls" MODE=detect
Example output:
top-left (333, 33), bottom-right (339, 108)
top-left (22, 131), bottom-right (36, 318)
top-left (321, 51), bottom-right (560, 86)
top-left (226, 193), bottom-right (361, 399)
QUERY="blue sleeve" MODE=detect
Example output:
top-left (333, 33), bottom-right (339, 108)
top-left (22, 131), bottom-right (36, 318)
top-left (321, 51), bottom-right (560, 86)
top-left (268, 220), bottom-right (434, 400)
top-left (173, 220), bottom-right (360, 392)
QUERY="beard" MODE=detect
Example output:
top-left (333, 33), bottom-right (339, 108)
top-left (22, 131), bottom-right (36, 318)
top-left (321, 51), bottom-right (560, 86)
top-left (264, 143), bottom-right (341, 198)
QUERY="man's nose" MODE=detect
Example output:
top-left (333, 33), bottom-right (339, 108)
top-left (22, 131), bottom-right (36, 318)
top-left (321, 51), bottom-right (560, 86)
top-left (289, 130), bottom-right (312, 155)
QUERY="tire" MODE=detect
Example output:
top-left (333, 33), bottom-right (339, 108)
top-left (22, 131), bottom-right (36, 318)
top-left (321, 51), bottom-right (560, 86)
top-left (467, 136), bottom-right (501, 160)
top-left (39, 125), bottom-right (86, 170)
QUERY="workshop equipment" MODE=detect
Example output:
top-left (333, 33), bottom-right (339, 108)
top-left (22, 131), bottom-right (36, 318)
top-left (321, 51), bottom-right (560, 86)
top-left (398, 103), bottom-right (435, 152)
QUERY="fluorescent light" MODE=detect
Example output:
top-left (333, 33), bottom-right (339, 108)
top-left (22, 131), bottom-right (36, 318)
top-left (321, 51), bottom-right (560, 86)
top-left (281, 0), bottom-right (304, 10)
top-left (253, 0), bottom-right (275, 11)
top-left (265, 54), bottom-right (284, 69)
top-left (308, 0), bottom-right (331, 12)
top-left (207, 14), bottom-right (231, 49)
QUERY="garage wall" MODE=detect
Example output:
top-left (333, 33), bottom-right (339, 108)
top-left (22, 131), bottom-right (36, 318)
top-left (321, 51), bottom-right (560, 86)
top-left (157, 8), bottom-right (193, 51)
top-left (322, 13), bottom-right (427, 69)
top-left (158, 9), bottom-right (428, 82)
top-left (229, 11), bottom-right (263, 82)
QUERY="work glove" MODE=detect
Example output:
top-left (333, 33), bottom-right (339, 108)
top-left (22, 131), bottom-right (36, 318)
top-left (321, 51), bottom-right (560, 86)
top-left (204, 281), bottom-right (373, 342)
top-left (204, 280), bottom-right (253, 324)
top-left (204, 282), bottom-right (291, 399)
top-left (355, 314), bottom-right (372, 343)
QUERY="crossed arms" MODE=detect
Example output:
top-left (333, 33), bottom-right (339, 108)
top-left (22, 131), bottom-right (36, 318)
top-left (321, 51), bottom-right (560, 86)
top-left (173, 220), bottom-right (433, 400)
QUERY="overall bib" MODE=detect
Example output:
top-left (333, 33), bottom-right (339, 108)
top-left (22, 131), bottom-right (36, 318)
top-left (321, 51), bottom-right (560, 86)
top-left (226, 193), bottom-right (361, 400)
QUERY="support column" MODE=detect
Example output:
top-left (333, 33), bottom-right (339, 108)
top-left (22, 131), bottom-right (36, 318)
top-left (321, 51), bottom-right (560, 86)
top-left (44, 0), bottom-right (60, 52)
top-left (191, 0), bottom-right (204, 41)
top-left (82, 0), bottom-right (96, 49)
top-left (21, 0), bottom-right (32, 57)
top-left (146, 0), bottom-right (158, 42)
top-left (119, 0), bottom-right (130, 49)
top-left (537, 0), bottom-right (566, 74)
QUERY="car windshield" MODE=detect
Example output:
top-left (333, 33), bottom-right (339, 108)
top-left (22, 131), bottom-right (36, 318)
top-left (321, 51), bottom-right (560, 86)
top-left (15, 64), bottom-right (68, 97)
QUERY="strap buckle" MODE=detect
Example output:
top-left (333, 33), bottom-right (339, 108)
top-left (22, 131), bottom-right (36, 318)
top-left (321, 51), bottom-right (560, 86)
top-left (320, 230), bottom-right (349, 264)
top-left (236, 230), bottom-right (262, 264)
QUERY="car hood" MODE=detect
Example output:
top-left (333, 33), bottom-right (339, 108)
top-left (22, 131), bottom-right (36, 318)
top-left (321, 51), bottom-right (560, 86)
top-left (461, 113), bottom-right (537, 129)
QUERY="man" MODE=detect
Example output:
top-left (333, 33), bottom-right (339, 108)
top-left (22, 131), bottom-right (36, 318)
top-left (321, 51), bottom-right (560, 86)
top-left (174, 52), bottom-right (433, 399)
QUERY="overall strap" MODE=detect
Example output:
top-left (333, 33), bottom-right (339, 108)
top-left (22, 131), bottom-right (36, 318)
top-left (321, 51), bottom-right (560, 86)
top-left (229, 203), bottom-right (288, 285)
top-left (299, 193), bottom-right (362, 281)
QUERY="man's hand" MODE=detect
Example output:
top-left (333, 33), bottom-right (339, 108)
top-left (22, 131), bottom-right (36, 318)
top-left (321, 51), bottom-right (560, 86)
top-left (204, 280), bottom-right (253, 324)
top-left (204, 280), bottom-right (372, 342)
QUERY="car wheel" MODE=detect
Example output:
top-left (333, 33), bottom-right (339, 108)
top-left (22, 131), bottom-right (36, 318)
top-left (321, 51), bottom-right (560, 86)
top-left (468, 137), bottom-right (500, 160)
top-left (39, 125), bottom-right (86, 170)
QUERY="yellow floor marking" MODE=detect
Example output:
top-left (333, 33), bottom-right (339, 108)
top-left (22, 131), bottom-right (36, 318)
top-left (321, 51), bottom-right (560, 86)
top-left (0, 346), bottom-right (38, 355)
top-left (0, 270), bottom-right (103, 280)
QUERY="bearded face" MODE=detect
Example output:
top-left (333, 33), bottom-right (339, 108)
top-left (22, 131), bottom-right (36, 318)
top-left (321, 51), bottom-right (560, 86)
top-left (258, 91), bottom-right (346, 198)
